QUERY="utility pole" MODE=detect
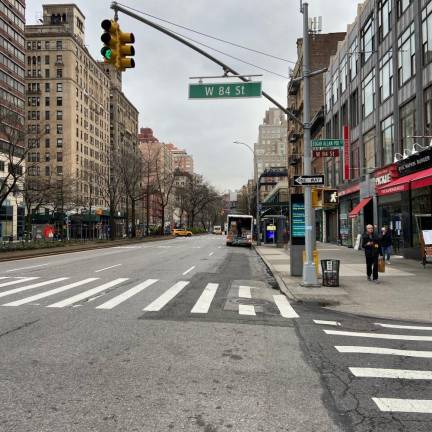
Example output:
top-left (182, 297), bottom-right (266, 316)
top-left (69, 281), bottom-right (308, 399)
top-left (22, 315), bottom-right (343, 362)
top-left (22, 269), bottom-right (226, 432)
top-left (301, 2), bottom-right (318, 286)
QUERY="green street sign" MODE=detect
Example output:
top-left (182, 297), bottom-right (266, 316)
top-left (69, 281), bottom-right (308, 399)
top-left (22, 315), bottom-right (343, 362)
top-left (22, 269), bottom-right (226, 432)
top-left (189, 82), bottom-right (262, 99)
top-left (312, 139), bottom-right (344, 149)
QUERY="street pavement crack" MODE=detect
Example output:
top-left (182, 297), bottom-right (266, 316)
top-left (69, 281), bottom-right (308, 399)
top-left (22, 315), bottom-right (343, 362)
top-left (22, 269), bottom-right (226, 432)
top-left (0, 319), bottom-right (40, 339)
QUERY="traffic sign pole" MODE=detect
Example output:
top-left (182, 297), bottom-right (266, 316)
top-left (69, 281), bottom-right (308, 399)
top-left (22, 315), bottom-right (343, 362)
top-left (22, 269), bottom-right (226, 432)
top-left (301, 2), bottom-right (318, 287)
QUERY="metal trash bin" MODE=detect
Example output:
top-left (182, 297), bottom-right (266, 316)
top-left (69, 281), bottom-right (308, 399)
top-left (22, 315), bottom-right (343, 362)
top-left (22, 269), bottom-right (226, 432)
top-left (321, 259), bottom-right (340, 287)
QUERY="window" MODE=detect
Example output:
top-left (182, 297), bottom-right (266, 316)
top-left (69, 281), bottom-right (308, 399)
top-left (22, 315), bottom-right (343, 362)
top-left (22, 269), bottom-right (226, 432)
top-left (56, 69), bottom-right (62, 78)
top-left (397, 0), bottom-right (412, 17)
top-left (381, 116), bottom-right (394, 166)
top-left (56, 96), bottom-right (62, 106)
top-left (45, 69), bottom-right (50, 78)
top-left (45, 96), bottom-right (50, 106)
top-left (350, 141), bottom-right (360, 180)
top-left (332, 73), bottom-right (339, 105)
top-left (378, 0), bottom-right (392, 41)
top-left (400, 99), bottom-right (416, 153)
top-left (364, 129), bottom-right (376, 171)
top-left (325, 82), bottom-right (332, 112)
top-left (45, 166), bottom-right (50, 176)
top-left (349, 38), bottom-right (358, 79)
top-left (379, 50), bottom-right (393, 102)
top-left (398, 23), bottom-right (416, 85)
top-left (45, 151), bottom-right (50, 162)
top-left (56, 165), bottom-right (63, 176)
top-left (56, 138), bottom-right (63, 148)
top-left (45, 124), bottom-right (50, 134)
top-left (362, 69), bottom-right (375, 118)
top-left (57, 124), bottom-right (63, 134)
top-left (45, 111), bottom-right (50, 121)
top-left (45, 138), bottom-right (50, 148)
top-left (57, 152), bottom-right (62, 162)
top-left (45, 82), bottom-right (50, 92)
top-left (0, 160), bottom-right (4, 171)
top-left (56, 54), bottom-right (63, 64)
top-left (422, 2), bottom-right (432, 65)
top-left (340, 56), bottom-right (347, 94)
top-left (44, 55), bottom-right (49, 65)
top-left (56, 110), bottom-right (63, 120)
top-left (56, 40), bottom-right (63, 50)
top-left (45, 41), bottom-right (50, 49)
top-left (56, 82), bottom-right (63, 92)
top-left (426, 86), bottom-right (432, 136)
top-left (361, 15), bottom-right (374, 64)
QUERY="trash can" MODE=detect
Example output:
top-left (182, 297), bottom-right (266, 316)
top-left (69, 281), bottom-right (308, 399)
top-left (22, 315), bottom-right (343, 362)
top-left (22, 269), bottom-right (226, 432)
top-left (321, 259), bottom-right (340, 287)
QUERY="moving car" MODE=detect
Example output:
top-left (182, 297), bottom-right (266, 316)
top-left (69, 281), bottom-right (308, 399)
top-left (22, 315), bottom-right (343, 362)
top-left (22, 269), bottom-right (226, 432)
top-left (213, 225), bottom-right (222, 235)
top-left (226, 214), bottom-right (253, 247)
top-left (172, 228), bottom-right (193, 237)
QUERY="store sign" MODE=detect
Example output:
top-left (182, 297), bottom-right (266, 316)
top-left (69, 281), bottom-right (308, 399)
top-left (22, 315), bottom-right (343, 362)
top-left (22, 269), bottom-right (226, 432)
top-left (374, 164), bottom-right (398, 187)
top-left (397, 147), bottom-right (432, 176)
top-left (338, 183), bottom-right (360, 197)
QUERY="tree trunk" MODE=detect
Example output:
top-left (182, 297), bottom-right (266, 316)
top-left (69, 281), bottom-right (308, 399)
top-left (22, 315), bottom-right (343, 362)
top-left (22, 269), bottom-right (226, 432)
top-left (109, 200), bottom-right (116, 240)
top-left (131, 199), bottom-right (136, 238)
top-left (160, 203), bottom-right (165, 236)
top-left (25, 207), bottom-right (32, 241)
top-left (146, 187), bottom-right (150, 236)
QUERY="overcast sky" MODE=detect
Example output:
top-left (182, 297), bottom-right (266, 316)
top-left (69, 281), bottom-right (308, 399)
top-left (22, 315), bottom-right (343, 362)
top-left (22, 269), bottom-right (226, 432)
top-left (26, 0), bottom-right (360, 193)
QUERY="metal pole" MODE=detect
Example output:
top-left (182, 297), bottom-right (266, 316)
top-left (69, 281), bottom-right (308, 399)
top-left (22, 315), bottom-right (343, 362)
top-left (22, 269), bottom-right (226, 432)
top-left (256, 159), bottom-right (261, 246)
top-left (301, 2), bottom-right (318, 286)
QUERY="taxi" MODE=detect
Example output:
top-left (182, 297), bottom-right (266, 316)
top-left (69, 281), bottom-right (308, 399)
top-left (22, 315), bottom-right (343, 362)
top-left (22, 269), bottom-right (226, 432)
top-left (172, 228), bottom-right (193, 237)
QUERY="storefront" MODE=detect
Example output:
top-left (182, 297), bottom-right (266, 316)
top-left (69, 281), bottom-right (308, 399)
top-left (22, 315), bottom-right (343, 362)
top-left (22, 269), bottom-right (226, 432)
top-left (338, 183), bottom-right (360, 247)
top-left (376, 148), bottom-right (432, 259)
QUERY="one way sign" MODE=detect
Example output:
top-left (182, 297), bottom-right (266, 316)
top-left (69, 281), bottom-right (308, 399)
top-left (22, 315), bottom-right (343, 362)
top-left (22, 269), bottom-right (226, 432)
top-left (293, 175), bottom-right (325, 186)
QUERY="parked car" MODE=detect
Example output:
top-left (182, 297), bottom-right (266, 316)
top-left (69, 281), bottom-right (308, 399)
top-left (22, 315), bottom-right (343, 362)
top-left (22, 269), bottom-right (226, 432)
top-left (172, 228), bottom-right (193, 237)
top-left (213, 225), bottom-right (222, 235)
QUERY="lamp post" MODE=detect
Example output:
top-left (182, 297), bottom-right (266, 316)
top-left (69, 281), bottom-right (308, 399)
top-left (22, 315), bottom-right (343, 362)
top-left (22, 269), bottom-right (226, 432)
top-left (234, 141), bottom-right (261, 246)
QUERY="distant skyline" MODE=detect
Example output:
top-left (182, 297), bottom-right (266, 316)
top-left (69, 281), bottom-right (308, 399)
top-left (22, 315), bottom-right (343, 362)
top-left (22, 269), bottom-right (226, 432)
top-left (26, 0), bottom-right (360, 192)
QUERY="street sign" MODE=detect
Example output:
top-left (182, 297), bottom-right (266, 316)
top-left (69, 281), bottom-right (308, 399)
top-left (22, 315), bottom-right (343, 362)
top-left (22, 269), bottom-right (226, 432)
top-left (189, 82), bottom-right (262, 99)
top-left (311, 139), bottom-right (344, 149)
top-left (312, 149), bottom-right (339, 158)
top-left (293, 175), bottom-right (325, 186)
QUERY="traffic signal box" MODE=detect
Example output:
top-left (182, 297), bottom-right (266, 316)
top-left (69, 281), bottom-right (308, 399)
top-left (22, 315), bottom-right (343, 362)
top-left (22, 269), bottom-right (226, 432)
top-left (101, 19), bottom-right (135, 72)
top-left (312, 188), bottom-right (339, 208)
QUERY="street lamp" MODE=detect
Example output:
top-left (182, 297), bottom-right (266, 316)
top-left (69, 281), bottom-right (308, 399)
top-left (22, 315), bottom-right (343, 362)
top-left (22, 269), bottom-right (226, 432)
top-left (233, 140), bottom-right (261, 246)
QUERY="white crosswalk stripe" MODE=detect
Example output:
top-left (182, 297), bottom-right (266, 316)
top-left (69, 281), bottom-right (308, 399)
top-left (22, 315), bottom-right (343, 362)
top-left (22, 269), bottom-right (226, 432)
top-left (96, 279), bottom-right (158, 310)
top-left (375, 322), bottom-right (432, 331)
top-left (273, 295), bottom-right (299, 318)
top-left (324, 329), bottom-right (432, 341)
top-left (144, 281), bottom-right (189, 312)
top-left (191, 283), bottom-right (218, 314)
top-left (239, 304), bottom-right (256, 316)
top-left (0, 277), bottom-right (39, 288)
top-left (3, 278), bottom-right (99, 306)
top-left (372, 398), bottom-right (432, 413)
top-left (0, 278), bottom-right (68, 299)
top-left (335, 346), bottom-right (432, 358)
top-left (47, 278), bottom-right (128, 308)
top-left (349, 367), bottom-right (432, 380)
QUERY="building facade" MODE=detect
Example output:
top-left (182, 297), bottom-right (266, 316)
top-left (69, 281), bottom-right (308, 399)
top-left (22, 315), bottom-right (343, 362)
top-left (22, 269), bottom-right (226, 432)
top-left (0, 0), bottom-right (26, 239)
top-left (25, 4), bottom-right (111, 218)
top-left (324, 0), bottom-right (432, 257)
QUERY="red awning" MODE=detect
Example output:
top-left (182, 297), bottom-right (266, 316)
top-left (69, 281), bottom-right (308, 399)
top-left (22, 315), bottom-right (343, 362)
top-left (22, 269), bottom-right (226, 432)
top-left (411, 167), bottom-right (432, 190)
top-left (376, 168), bottom-right (432, 196)
top-left (348, 197), bottom-right (372, 219)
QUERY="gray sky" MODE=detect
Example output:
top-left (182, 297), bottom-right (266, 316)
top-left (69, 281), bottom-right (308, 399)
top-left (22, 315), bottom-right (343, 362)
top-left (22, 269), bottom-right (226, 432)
top-left (26, 0), bottom-right (359, 193)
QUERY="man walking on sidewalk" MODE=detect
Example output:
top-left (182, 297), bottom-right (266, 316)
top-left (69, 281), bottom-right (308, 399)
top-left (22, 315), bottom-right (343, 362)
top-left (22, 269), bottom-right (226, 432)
top-left (362, 224), bottom-right (381, 283)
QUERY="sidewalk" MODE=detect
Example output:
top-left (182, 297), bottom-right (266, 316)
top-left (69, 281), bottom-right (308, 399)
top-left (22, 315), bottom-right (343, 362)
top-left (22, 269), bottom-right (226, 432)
top-left (256, 242), bottom-right (432, 323)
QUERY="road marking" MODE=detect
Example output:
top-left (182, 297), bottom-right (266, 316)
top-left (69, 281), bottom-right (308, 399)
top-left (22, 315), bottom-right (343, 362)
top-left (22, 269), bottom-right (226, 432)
top-left (335, 346), bottom-right (432, 358)
top-left (314, 320), bottom-right (340, 326)
top-left (349, 367), bottom-right (432, 380)
top-left (0, 278), bottom-right (68, 299)
top-left (239, 304), bottom-right (256, 316)
top-left (47, 278), bottom-right (128, 308)
top-left (218, 246), bottom-right (222, 249)
top-left (375, 322), bottom-right (432, 331)
top-left (6, 264), bottom-right (48, 273)
top-left (372, 398), bottom-right (432, 413)
top-left (0, 277), bottom-right (38, 288)
top-left (2, 278), bottom-right (99, 306)
top-left (324, 329), bottom-right (432, 341)
top-left (192, 246), bottom-right (201, 249)
top-left (95, 264), bottom-right (122, 273)
top-left (144, 281), bottom-right (189, 311)
top-left (182, 266), bottom-right (196, 275)
top-left (273, 295), bottom-right (299, 318)
top-left (113, 246), bottom-right (141, 249)
top-left (191, 283), bottom-right (218, 314)
top-left (209, 252), bottom-right (214, 256)
top-left (96, 279), bottom-right (158, 310)
top-left (239, 285), bottom-right (252, 298)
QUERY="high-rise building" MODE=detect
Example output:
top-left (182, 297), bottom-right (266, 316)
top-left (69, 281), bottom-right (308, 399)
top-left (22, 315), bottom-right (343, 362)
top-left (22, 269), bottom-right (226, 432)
top-left (25, 4), bottom-right (111, 209)
top-left (0, 0), bottom-right (26, 240)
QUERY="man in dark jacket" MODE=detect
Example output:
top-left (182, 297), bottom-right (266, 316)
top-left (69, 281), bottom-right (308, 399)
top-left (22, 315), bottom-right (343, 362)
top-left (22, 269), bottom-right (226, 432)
top-left (362, 224), bottom-right (381, 283)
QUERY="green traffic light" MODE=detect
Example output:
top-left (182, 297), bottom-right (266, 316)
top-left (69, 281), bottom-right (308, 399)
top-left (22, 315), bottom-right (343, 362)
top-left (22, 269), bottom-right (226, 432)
top-left (101, 46), bottom-right (112, 60)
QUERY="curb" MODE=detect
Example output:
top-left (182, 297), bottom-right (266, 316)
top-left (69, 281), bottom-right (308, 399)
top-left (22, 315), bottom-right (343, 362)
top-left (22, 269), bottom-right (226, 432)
top-left (0, 235), bottom-right (175, 262)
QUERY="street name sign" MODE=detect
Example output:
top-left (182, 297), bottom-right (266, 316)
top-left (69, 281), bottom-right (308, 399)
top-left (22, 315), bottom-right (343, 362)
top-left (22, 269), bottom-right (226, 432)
top-left (189, 82), bottom-right (262, 99)
top-left (293, 175), bottom-right (325, 186)
top-left (312, 149), bottom-right (339, 158)
top-left (311, 139), bottom-right (344, 149)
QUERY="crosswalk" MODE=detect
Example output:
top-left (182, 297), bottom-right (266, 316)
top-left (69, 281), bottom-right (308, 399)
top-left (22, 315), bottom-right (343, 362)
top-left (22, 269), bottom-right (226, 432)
top-left (314, 319), bottom-right (432, 415)
top-left (0, 276), bottom-right (300, 320)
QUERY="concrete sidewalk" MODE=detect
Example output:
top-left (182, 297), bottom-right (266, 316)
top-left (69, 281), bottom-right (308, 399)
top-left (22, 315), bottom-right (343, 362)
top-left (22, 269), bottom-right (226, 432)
top-left (256, 242), bottom-right (432, 323)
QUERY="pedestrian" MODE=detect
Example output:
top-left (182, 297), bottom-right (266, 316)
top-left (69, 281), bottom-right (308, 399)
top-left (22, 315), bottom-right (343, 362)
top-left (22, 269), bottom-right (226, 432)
top-left (362, 224), bottom-right (382, 283)
top-left (380, 226), bottom-right (392, 264)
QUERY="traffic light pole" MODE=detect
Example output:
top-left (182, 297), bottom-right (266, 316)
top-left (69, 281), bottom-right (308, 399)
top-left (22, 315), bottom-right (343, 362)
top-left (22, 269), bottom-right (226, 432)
top-left (301, 2), bottom-right (318, 286)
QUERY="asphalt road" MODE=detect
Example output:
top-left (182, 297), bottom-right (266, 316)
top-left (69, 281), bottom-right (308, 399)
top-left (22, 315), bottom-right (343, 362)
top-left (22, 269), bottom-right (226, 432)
top-left (0, 235), bottom-right (431, 431)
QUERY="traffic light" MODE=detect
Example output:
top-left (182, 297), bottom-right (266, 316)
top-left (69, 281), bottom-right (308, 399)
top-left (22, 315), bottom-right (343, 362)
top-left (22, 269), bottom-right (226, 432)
top-left (323, 189), bottom-right (339, 206)
top-left (100, 20), bottom-right (135, 71)
top-left (117, 28), bottom-right (135, 70)
top-left (101, 19), bottom-right (119, 66)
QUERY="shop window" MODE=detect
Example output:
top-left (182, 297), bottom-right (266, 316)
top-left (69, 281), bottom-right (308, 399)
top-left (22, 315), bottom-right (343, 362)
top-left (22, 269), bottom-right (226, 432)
top-left (400, 99), bottom-right (416, 152)
top-left (398, 23), bottom-right (416, 86)
top-left (364, 129), bottom-right (376, 171)
top-left (381, 115), bottom-right (394, 166)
